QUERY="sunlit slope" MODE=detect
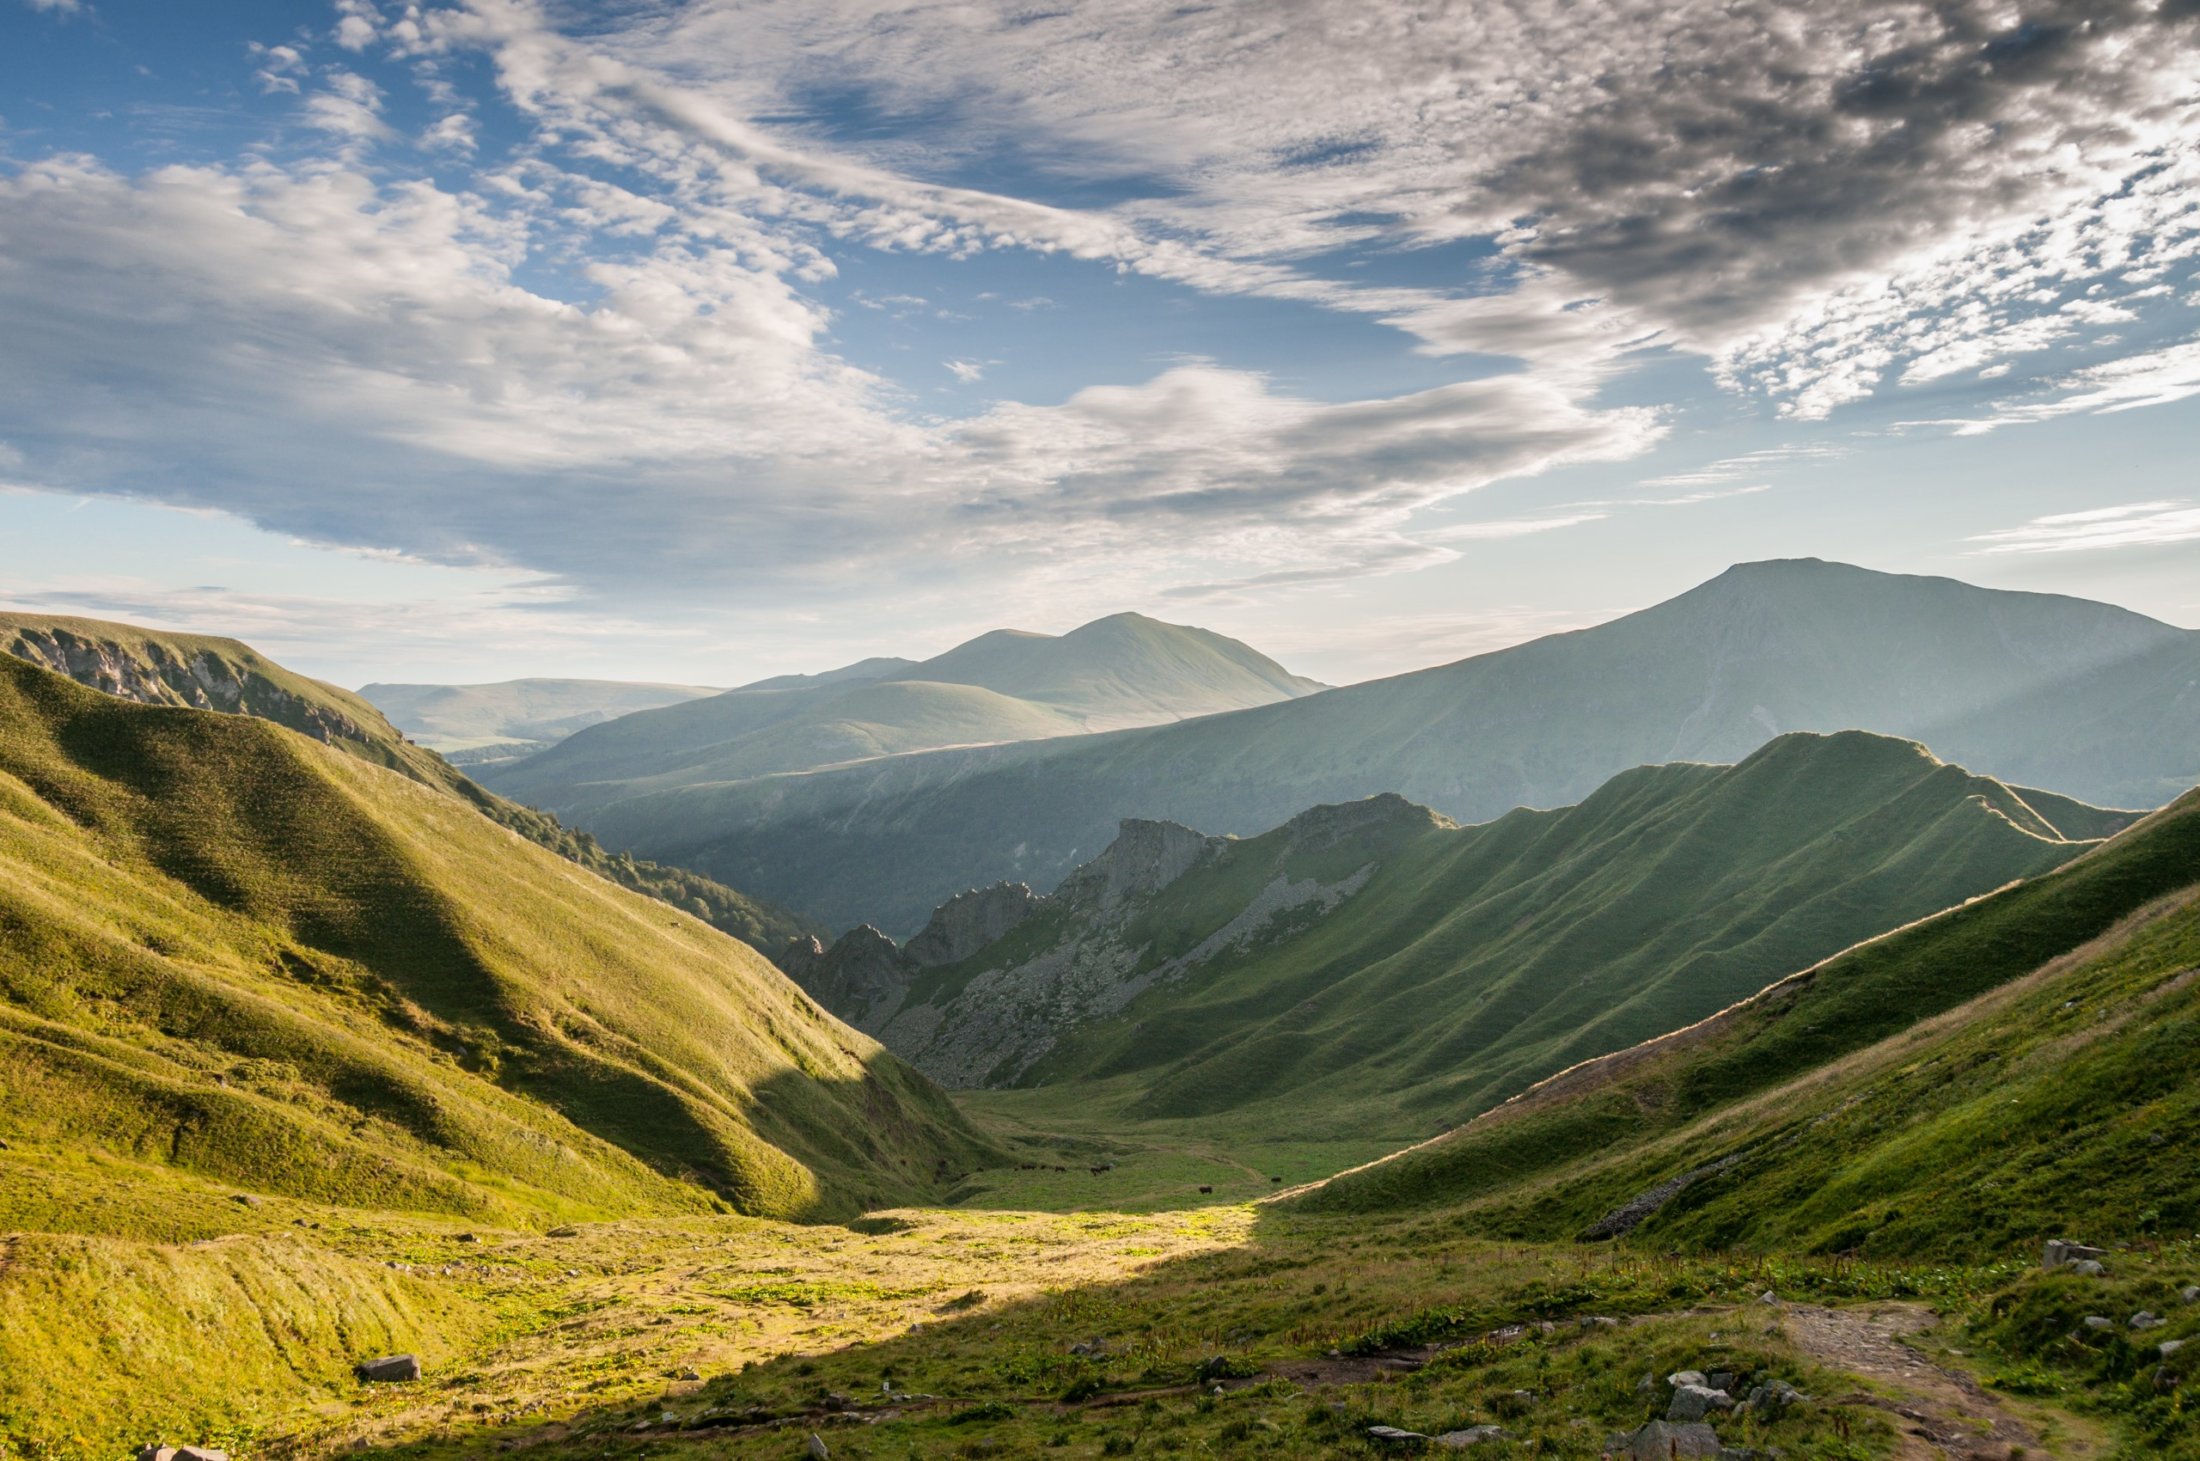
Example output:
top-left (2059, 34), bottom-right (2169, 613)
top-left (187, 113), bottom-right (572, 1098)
top-left (887, 733), bottom-right (2120, 1137)
top-left (0, 610), bottom-right (819, 954)
top-left (481, 611), bottom-right (1323, 825)
top-left (1296, 782), bottom-right (2200, 1256)
top-left (0, 655), bottom-right (989, 1224)
top-left (597, 559), bottom-right (2191, 932)
top-left (358, 676), bottom-right (720, 757)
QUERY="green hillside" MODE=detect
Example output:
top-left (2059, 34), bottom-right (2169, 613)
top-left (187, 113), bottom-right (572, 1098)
top-left (357, 677), bottom-right (720, 761)
top-left (0, 652), bottom-right (989, 1226)
top-left (806, 732), bottom-right (2124, 1144)
top-left (480, 611), bottom-right (1323, 835)
top-left (578, 560), bottom-right (2194, 933)
top-left (1296, 777), bottom-right (2200, 1247)
top-left (0, 612), bottom-right (820, 956)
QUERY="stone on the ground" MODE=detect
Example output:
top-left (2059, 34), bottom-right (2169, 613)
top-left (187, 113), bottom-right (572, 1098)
top-left (1706, 1370), bottom-right (1738, 1394)
top-left (805, 1433), bottom-right (831, 1460)
top-left (354, 1354), bottom-right (422, 1383)
top-left (1434, 1424), bottom-right (1505, 1447)
top-left (2160, 1340), bottom-right (2185, 1357)
top-left (1667, 1369), bottom-right (1708, 1388)
top-left (1758, 1289), bottom-right (1778, 1305)
top-left (135, 1448), bottom-right (177, 1461)
top-left (1579, 1314), bottom-right (1619, 1328)
top-left (175, 1450), bottom-right (228, 1461)
top-left (2044, 1239), bottom-right (2108, 1269)
top-left (1669, 1383), bottom-right (1736, 1422)
top-left (2082, 1316), bottom-right (2116, 1331)
top-left (2133, 1311), bottom-right (2166, 1330)
top-left (2181, 1285), bottom-right (2200, 1304)
top-left (1367, 1424), bottom-right (1429, 1443)
top-left (547, 1225), bottom-right (578, 1238)
top-left (1609, 1419), bottom-right (1723, 1459)
top-left (2069, 1259), bottom-right (2108, 1278)
top-left (1745, 1379), bottom-right (1804, 1413)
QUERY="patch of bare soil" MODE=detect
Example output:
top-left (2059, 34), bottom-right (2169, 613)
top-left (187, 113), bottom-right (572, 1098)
top-left (1782, 1302), bottom-right (2069, 1460)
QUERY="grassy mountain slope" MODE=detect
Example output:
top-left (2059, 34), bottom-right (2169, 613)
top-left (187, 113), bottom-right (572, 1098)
top-left (587, 559), bottom-right (2192, 933)
top-left (482, 610), bottom-right (1322, 823)
top-left (1296, 780), bottom-right (2200, 1254)
top-left (0, 612), bottom-right (820, 955)
top-left (358, 677), bottom-right (720, 759)
top-left (832, 733), bottom-right (2121, 1142)
top-left (0, 653), bottom-right (990, 1225)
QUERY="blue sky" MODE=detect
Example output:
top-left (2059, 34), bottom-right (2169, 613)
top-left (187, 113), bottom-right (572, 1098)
top-left (2, 0), bottom-right (2198, 688)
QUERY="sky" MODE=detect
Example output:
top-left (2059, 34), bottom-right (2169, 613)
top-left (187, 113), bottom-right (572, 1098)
top-left (1, 0), bottom-right (2198, 689)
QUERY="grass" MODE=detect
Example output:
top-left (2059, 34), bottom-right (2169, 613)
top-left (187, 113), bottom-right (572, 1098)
top-left (876, 732), bottom-right (2115, 1148)
top-left (1297, 781), bottom-right (2200, 1232)
top-left (0, 653), bottom-right (992, 1234)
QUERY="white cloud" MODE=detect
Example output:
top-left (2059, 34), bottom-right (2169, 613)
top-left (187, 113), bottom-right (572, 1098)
top-left (1948, 339), bottom-right (2200, 435)
top-left (944, 359), bottom-right (986, 384)
top-left (1969, 501), bottom-right (2200, 555)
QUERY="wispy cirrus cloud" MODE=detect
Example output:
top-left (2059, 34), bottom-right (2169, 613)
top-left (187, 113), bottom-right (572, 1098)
top-left (1969, 501), bottom-right (2200, 556)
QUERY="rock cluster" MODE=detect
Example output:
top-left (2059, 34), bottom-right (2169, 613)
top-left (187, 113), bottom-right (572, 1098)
top-left (1606, 1364), bottom-right (1800, 1459)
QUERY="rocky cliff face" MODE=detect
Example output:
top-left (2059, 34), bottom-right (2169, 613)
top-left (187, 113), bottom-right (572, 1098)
top-left (793, 799), bottom-right (1415, 1087)
top-left (904, 882), bottom-right (1044, 967)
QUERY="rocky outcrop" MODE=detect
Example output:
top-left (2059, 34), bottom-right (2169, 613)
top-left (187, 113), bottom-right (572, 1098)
top-left (796, 925), bottom-right (911, 1027)
top-left (1055, 819), bottom-right (1221, 911)
top-left (904, 883), bottom-right (1043, 968)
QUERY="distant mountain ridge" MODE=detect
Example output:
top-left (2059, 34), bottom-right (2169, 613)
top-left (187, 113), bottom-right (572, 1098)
top-left (481, 610), bottom-right (1324, 817)
top-left (572, 559), bottom-right (2196, 932)
top-left (0, 613), bottom-right (821, 955)
top-left (359, 677), bottom-right (721, 762)
top-left (786, 731), bottom-right (2128, 1139)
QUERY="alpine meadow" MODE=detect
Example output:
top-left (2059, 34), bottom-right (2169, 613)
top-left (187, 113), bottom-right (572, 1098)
top-left (4, 4), bottom-right (2200, 1461)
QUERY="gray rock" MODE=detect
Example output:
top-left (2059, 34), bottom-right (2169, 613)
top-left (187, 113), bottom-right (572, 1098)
top-left (1367, 1425), bottom-right (1429, 1443)
top-left (354, 1354), bottom-right (421, 1383)
top-left (1667, 1369), bottom-right (1708, 1389)
top-left (2069, 1259), bottom-right (2108, 1278)
top-left (805, 1434), bottom-right (831, 1461)
top-left (2133, 1311), bottom-right (2167, 1330)
top-left (1744, 1379), bottom-right (1804, 1413)
top-left (1578, 1314), bottom-right (1619, 1328)
top-left (1610, 1420), bottom-right (1724, 1459)
top-left (2160, 1340), bottom-right (2186, 1357)
top-left (547, 1225), bottom-right (578, 1238)
top-left (2083, 1316), bottom-right (2116, 1332)
top-left (1433, 1425), bottom-right (1505, 1447)
top-left (903, 883), bottom-right (1043, 967)
top-left (175, 1451), bottom-right (228, 1461)
top-left (135, 1449), bottom-right (177, 1461)
top-left (1668, 1384), bottom-right (1736, 1422)
top-left (1758, 1289), bottom-right (1778, 1305)
top-left (2045, 1239), bottom-right (2108, 1269)
top-left (2182, 1285), bottom-right (2200, 1304)
top-left (1706, 1370), bottom-right (1738, 1395)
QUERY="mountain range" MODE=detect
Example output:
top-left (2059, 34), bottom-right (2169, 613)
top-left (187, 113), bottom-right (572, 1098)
top-left (536, 558), bottom-right (2200, 933)
top-left (480, 611), bottom-right (1323, 818)
top-left (787, 731), bottom-right (2127, 1139)
top-left (358, 677), bottom-right (721, 764)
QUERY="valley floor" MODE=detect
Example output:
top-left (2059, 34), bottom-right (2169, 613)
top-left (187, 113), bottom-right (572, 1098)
top-left (6, 1118), bottom-right (2187, 1461)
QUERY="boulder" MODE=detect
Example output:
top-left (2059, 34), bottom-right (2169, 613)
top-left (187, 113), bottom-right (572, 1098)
top-left (2044, 1239), bottom-right (2108, 1269)
top-left (1609, 1420), bottom-right (1723, 1459)
top-left (1706, 1370), bottom-right (1738, 1395)
top-left (354, 1353), bottom-right (422, 1383)
top-left (1744, 1379), bottom-right (1805, 1413)
top-left (2132, 1312), bottom-right (2166, 1330)
top-left (2160, 1340), bottom-right (2186, 1357)
top-left (1434, 1425), bottom-right (1506, 1447)
top-left (2069, 1259), bottom-right (2108, 1278)
top-left (805, 1434), bottom-right (831, 1461)
top-left (2182, 1285), bottom-right (2200, 1304)
top-left (176, 1450), bottom-right (228, 1461)
top-left (1668, 1384), bottom-right (1736, 1422)
top-left (2082, 1316), bottom-right (2116, 1332)
top-left (1367, 1425), bottom-right (1429, 1444)
top-left (135, 1449), bottom-right (177, 1461)
top-left (1667, 1369), bottom-right (1708, 1389)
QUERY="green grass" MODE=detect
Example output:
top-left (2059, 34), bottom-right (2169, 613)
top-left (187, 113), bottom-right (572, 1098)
top-left (874, 731), bottom-right (2116, 1146)
top-left (0, 610), bottom-right (822, 956)
top-left (1296, 781), bottom-right (2200, 1253)
top-left (0, 653), bottom-right (992, 1230)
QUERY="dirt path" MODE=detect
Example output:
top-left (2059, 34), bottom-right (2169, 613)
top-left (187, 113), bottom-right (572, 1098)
top-left (1781, 1302), bottom-right (2069, 1460)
